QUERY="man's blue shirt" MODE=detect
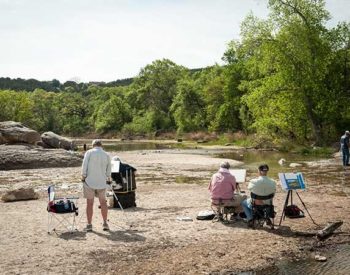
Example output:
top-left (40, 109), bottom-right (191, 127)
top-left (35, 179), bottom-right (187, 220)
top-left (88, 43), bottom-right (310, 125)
top-left (341, 134), bottom-right (349, 149)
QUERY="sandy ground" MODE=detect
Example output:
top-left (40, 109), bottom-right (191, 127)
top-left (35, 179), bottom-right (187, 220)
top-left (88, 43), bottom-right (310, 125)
top-left (0, 149), bottom-right (349, 275)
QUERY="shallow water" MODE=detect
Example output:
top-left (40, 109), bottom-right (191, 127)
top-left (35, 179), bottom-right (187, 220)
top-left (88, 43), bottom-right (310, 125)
top-left (239, 244), bottom-right (350, 275)
top-left (278, 244), bottom-right (350, 274)
top-left (102, 142), bottom-right (171, 151)
top-left (216, 150), bottom-right (350, 198)
top-left (97, 141), bottom-right (349, 191)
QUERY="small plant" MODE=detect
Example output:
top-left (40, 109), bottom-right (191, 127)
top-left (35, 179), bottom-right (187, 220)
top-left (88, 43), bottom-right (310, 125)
top-left (175, 176), bottom-right (203, 184)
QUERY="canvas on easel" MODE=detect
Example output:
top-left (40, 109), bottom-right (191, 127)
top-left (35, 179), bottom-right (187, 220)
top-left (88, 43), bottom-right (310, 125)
top-left (278, 172), bottom-right (317, 226)
top-left (230, 169), bottom-right (246, 193)
top-left (279, 172), bottom-right (306, 190)
top-left (230, 169), bottom-right (246, 183)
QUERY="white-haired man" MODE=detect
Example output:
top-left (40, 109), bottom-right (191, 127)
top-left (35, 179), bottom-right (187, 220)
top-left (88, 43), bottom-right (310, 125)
top-left (82, 139), bottom-right (111, 231)
top-left (208, 161), bottom-right (246, 213)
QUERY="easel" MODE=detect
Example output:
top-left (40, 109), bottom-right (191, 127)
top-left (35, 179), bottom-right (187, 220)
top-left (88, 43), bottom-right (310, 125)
top-left (278, 172), bottom-right (319, 226)
top-left (279, 189), bottom-right (318, 226)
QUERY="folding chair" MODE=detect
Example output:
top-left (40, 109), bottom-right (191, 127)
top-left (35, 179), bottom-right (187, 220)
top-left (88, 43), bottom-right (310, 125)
top-left (250, 192), bottom-right (275, 229)
top-left (47, 185), bottom-right (79, 234)
top-left (211, 199), bottom-right (238, 223)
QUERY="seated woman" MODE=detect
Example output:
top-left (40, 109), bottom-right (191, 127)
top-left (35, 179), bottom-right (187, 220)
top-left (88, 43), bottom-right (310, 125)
top-left (208, 161), bottom-right (246, 210)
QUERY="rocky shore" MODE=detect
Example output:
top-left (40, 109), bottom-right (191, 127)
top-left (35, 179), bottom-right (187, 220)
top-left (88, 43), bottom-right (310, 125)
top-left (0, 149), bottom-right (349, 274)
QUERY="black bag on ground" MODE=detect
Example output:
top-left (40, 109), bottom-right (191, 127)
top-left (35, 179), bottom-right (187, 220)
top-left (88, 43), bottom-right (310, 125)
top-left (285, 204), bottom-right (304, 218)
top-left (52, 200), bottom-right (78, 213)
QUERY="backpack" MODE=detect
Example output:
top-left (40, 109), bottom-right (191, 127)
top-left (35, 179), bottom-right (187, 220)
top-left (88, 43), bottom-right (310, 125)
top-left (285, 204), bottom-right (304, 218)
top-left (48, 199), bottom-right (78, 214)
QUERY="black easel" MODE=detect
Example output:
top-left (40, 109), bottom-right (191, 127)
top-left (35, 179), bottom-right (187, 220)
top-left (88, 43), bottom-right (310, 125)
top-left (279, 189), bottom-right (318, 226)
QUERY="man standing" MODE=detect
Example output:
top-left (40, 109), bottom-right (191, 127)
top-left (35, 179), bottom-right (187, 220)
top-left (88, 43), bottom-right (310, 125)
top-left (241, 164), bottom-right (276, 227)
top-left (340, 131), bottom-right (350, 167)
top-left (82, 139), bottom-right (111, 231)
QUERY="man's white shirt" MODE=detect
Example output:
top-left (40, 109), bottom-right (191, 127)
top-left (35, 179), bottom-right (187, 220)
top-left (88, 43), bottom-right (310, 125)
top-left (82, 147), bottom-right (111, 189)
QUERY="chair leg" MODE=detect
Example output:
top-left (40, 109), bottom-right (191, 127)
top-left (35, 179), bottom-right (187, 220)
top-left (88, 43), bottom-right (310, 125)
top-left (48, 213), bottom-right (78, 234)
top-left (271, 218), bottom-right (275, 230)
top-left (211, 205), bottom-right (224, 222)
top-left (48, 213), bottom-right (51, 234)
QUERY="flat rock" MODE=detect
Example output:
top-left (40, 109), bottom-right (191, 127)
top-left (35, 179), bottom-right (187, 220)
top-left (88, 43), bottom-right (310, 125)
top-left (0, 144), bottom-right (83, 170)
top-left (1, 187), bottom-right (39, 202)
top-left (314, 255), bottom-right (327, 262)
top-left (289, 163), bottom-right (302, 168)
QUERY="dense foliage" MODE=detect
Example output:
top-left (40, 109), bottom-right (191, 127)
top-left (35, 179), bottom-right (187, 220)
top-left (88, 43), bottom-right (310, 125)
top-left (0, 0), bottom-right (349, 145)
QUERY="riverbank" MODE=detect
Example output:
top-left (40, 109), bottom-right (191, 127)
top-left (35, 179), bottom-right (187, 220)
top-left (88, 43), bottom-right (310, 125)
top-left (0, 149), bottom-right (349, 274)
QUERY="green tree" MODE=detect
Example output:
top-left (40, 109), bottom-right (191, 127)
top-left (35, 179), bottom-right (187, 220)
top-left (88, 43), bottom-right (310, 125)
top-left (94, 95), bottom-right (132, 133)
top-left (234, 0), bottom-right (336, 144)
top-left (129, 59), bottom-right (187, 131)
top-left (170, 77), bottom-right (206, 133)
top-left (30, 89), bottom-right (59, 132)
top-left (0, 90), bottom-right (35, 126)
top-left (55, 92), bottom-right (89, 135)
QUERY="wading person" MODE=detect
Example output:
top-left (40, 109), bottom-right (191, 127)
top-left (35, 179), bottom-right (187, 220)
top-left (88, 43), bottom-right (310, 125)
top-left (82, 139), bottom-right (111, 231)
top-left (340, 130), bottom-right (350, 167)
top-left (241, 164), bottom-right (276, 227)
top-left (208, 161), bottom-right (246, 217)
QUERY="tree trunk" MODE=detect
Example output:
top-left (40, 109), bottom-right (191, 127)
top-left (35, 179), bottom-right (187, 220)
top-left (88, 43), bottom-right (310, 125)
top-left (303, 94), bottom-right (323, 146)
top-left (316, 221), bottom-right (343, 240)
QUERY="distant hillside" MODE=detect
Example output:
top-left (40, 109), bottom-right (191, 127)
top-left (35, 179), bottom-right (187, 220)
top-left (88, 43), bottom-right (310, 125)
top-left (0, 76), bottom-right (134, 92)
top-left (0, 68), bottom-right (205, 92)
top-left (0, 77), bottom-right (61, 92)
top-left (88, 78), bottom-right (134, 87)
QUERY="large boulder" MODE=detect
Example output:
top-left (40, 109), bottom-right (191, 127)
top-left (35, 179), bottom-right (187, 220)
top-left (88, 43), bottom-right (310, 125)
top-left (1, 187), bottom-right (39, 202)
top-left (41, 131), bottom-right (77, 150)
top-left (0, 121), bottom-right (41, 145)
top-left (0, 144), bottom-right (83, 170)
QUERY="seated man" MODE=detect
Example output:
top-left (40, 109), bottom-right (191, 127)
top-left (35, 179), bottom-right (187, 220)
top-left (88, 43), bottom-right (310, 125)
top-left (208, 161), bottom-right (246, 211)
top-left (241, 164), bottom-right (276, 226)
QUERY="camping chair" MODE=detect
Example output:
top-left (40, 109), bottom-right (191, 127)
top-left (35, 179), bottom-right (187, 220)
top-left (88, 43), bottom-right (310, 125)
top-left (250, 192), bottom-right (275, 229)
top-left (47, 185), bottom-right (79, 234)
top-left (211, 199), bottom-right (238, 223)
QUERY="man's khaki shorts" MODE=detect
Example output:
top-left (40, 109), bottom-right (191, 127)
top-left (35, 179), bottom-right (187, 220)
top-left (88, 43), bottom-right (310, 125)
top-left (83, 183), bottom-right (106, 200)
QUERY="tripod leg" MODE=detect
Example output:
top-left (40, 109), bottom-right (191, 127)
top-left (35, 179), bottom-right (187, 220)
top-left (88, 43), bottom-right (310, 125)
top-left (112, 191), bottom-right (124, 211)
top-left (279, 190), bottom-right (291, 226)
top-left (295, 191), bottom-right (319, 226)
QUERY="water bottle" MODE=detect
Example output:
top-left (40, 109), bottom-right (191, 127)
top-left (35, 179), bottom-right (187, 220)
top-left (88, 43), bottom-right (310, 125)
top-left (64, 199), bottom-right (69, 211)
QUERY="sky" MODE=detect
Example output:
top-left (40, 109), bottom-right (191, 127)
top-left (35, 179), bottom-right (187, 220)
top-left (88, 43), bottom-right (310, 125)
top-left (0, 0), bottom-right (349, 83)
